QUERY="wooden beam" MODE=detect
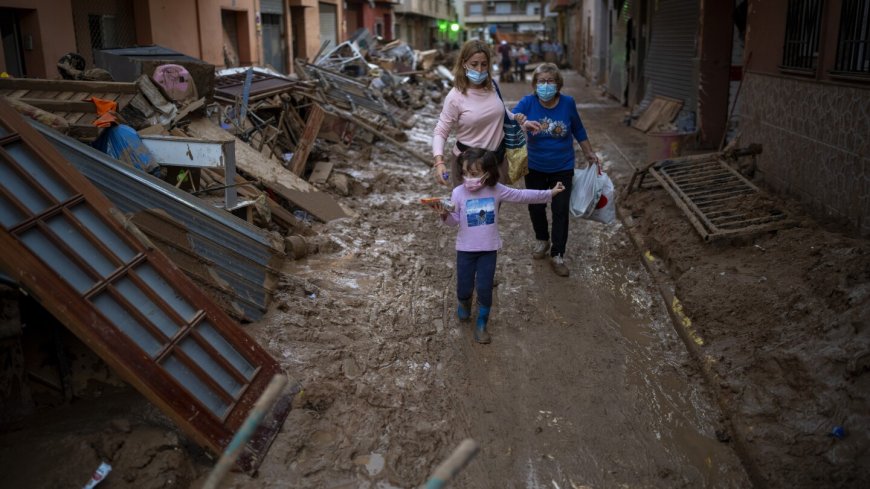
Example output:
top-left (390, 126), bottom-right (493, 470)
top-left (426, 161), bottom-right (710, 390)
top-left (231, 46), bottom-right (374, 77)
top-left (16, 99), bottom-right (97, 113)
top-left (0, 78), bottom-right (139, 94)
top-left (289, 104), bottom-right (325, 176)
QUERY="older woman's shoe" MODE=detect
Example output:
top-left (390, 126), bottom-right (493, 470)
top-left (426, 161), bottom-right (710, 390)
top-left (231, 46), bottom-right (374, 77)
top-left (532, 240), bottom-right (550, 259)
top-left (551, 255), bottom-right (570, 277)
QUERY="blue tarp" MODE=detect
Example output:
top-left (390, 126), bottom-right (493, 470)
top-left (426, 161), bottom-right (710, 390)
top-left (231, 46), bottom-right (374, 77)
top-left (92, 124), bottom-right (161, 176)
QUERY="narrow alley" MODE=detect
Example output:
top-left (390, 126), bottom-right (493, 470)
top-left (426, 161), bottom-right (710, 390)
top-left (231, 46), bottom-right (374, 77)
top-left (1, 1), bottom-right (868, 488)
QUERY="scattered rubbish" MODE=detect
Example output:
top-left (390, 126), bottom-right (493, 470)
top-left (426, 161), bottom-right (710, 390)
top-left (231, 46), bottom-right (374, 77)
top-left (82, 461), bottom-right (112, 489)
top-left (308, 293), bottom-right (317, 300)
top-left (831, 426), bottom-right (846, 439)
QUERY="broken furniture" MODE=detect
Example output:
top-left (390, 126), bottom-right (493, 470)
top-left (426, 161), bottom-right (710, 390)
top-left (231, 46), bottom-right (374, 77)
top-left (296, 60), bottom-right (417, 131)
top-left (628, 145), bottom-right (794, 241)
top-left (186, 117), bottom-right (354, 222)
top-left (34, 121), bottom-right (283, 323)
top-left (0, 98), bottom-right (291, 470)
top-left (139, 134), bottom-right (242, 211)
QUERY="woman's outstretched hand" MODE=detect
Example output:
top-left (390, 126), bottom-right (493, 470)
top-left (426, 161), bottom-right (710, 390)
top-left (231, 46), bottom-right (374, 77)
top-left (550, 181), bottom-right (566, 196)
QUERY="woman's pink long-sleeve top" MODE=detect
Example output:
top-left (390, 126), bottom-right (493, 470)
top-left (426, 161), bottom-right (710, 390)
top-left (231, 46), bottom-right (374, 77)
top-left (432, 86), bottom-right (508, 157)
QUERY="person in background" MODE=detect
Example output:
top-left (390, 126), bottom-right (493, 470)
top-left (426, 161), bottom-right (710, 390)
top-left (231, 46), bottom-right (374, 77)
top-left (530, 39), bottom-right (541, 62)
top-left (432, 39), bottom-right (516, 188)
top-left (427, 148), bottom-right (565, 343)
top-left (515, 43), bottom-right (530, 82)
top-left (511, 63), bottom-right (600, 277)
top-left (497, 40), bottom-right (513, 82)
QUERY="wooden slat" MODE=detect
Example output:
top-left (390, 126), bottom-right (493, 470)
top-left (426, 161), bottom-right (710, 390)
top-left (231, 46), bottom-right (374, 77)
top-left (16, 99), bottom-right (97, 113)
top-left (290, 105), bottom-right (325, 176)
top-left (0, 78), bottom-right (139, 94)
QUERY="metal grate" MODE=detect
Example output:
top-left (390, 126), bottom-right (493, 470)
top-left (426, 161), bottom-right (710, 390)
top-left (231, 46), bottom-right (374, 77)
top-left (647, 155), bottom-right (794, 241)
top-left (782, 0), bottom-right (823, 71)
top-left (835, 0), bottom-right (870, 74)
top-left (72, 0), bottom-right (138, 65)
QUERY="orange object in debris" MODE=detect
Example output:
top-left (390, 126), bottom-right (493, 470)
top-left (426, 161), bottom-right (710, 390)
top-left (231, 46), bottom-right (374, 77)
top-left (83, 97), bottom-right (118, 116)
top-left (93, 111), bottom-right (119, 128)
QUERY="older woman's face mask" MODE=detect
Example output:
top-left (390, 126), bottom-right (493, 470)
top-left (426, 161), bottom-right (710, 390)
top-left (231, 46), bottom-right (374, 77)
top-left (536, 75), bottom-right (558, 101)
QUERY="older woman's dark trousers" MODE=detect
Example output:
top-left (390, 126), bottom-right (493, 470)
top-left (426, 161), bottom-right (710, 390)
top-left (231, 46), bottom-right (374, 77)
top-left (524, 168), bottom-right (574, 257)
top-left (456, 250), bottom-right (497, 308)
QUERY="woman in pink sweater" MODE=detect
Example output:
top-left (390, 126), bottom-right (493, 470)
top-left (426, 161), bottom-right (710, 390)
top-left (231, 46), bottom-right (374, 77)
top-left (431, 40), bottom-right (529, 188)
top-left (429, 148), bottom-right (564, 344)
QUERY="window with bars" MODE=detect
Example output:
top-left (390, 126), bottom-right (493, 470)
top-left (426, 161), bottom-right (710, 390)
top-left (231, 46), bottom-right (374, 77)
top-left (835, 0), bottom-right (870, 75)
top-left (781, 0), bottom-right (823, 71)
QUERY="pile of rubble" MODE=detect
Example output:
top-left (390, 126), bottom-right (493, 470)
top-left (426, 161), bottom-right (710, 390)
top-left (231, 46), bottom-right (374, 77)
top-left (0, 31), bottom-right (454, 473)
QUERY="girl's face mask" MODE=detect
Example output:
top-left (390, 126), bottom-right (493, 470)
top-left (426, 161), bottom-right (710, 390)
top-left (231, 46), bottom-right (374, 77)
top-left (465, 67), bottom-right (489, 85)
top-left (536, 83), bottom-right (558, 101)
top-left (463, 175), bottom-right (486, 192)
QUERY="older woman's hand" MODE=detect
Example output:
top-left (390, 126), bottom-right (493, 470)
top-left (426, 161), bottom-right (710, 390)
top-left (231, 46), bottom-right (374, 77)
top-left (514, 113), bottom-right (527, 125)
top-left (522, 120), bottom-right (543, 134)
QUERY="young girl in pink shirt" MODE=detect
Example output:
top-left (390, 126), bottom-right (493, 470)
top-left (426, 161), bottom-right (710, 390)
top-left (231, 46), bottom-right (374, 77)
top-left (428, 148), bottom-right (565, 343)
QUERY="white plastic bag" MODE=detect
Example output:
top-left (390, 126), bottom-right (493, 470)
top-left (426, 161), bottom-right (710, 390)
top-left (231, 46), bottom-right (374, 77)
top-left (589, 172), bottom-right (616, 224)
top-left (569, 165), bottom-right (601, 218)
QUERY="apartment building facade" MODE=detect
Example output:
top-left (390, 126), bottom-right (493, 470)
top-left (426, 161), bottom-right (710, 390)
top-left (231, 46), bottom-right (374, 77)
top-left (0, 0), bottom-right (345, 77)
top-left (394, 0), bottom-right (459, 50)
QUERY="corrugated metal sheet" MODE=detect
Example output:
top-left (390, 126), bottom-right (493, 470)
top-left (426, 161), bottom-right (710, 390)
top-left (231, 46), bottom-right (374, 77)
top-left (33, 121), bottom-right (283, 322)
top-left (644, 0), bottom-right (700, 119)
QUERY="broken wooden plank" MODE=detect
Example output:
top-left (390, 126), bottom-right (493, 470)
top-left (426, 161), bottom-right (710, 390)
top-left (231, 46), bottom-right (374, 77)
top-left (289, 105), bottom-right (325, 176)
top-left (171, 97), bottom-right (206, 127)
top-left (633, 96), bottom-right (683, 133)
top-left (15, 98), bottom-right (97, 113)
top-left (0, 78), bottom-right (139, 94)
top-left (187, 117), bottom-right (353, 222)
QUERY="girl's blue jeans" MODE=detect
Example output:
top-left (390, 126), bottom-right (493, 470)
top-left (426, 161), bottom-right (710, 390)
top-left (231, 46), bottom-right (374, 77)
top-left (456, 250), bottom-right (497, 308)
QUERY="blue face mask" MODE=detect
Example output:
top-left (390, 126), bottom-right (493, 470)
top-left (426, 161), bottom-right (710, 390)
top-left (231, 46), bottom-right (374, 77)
top-left (536, 83), bottom-right (558, 101)
top-left (466, 68), bottom-right (488, 85)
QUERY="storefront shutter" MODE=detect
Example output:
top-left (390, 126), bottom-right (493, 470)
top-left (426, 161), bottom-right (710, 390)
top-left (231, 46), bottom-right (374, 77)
top-left (319, 3), bottom-right (338, 49)
top-left (643, 0), bottom-right (700, 123)
top-left (261, 0), bottom-right (284, 15)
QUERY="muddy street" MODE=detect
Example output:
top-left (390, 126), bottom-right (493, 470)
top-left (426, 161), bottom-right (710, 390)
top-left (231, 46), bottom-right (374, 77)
top-left (212, 73), bottom-right (752, 488)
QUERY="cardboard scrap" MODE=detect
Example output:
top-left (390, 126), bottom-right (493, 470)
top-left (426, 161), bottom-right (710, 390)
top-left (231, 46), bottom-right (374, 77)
top-left (633, 96), bottom-right (683, 133)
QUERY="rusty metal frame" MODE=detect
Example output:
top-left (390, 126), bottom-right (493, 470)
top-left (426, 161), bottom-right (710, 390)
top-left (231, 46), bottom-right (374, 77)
top-left (295, 59), bottom-right (410, 129)
top-left (646, 153), bottom-right (794, 241)
top-left (0, 98), bottom-right (291, 470)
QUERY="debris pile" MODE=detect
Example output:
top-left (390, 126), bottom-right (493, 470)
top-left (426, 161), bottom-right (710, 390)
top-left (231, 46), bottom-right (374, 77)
top-left (0, 31), bottom-right (455, 472)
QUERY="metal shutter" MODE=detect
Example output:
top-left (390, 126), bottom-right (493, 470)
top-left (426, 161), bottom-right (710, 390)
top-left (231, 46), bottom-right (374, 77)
top-left (319, 3), bottom-right (338, 49)
top-left (261, 0), bottom-right (284, 15)
top-left (644, 0), bottom-right (700, 115)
